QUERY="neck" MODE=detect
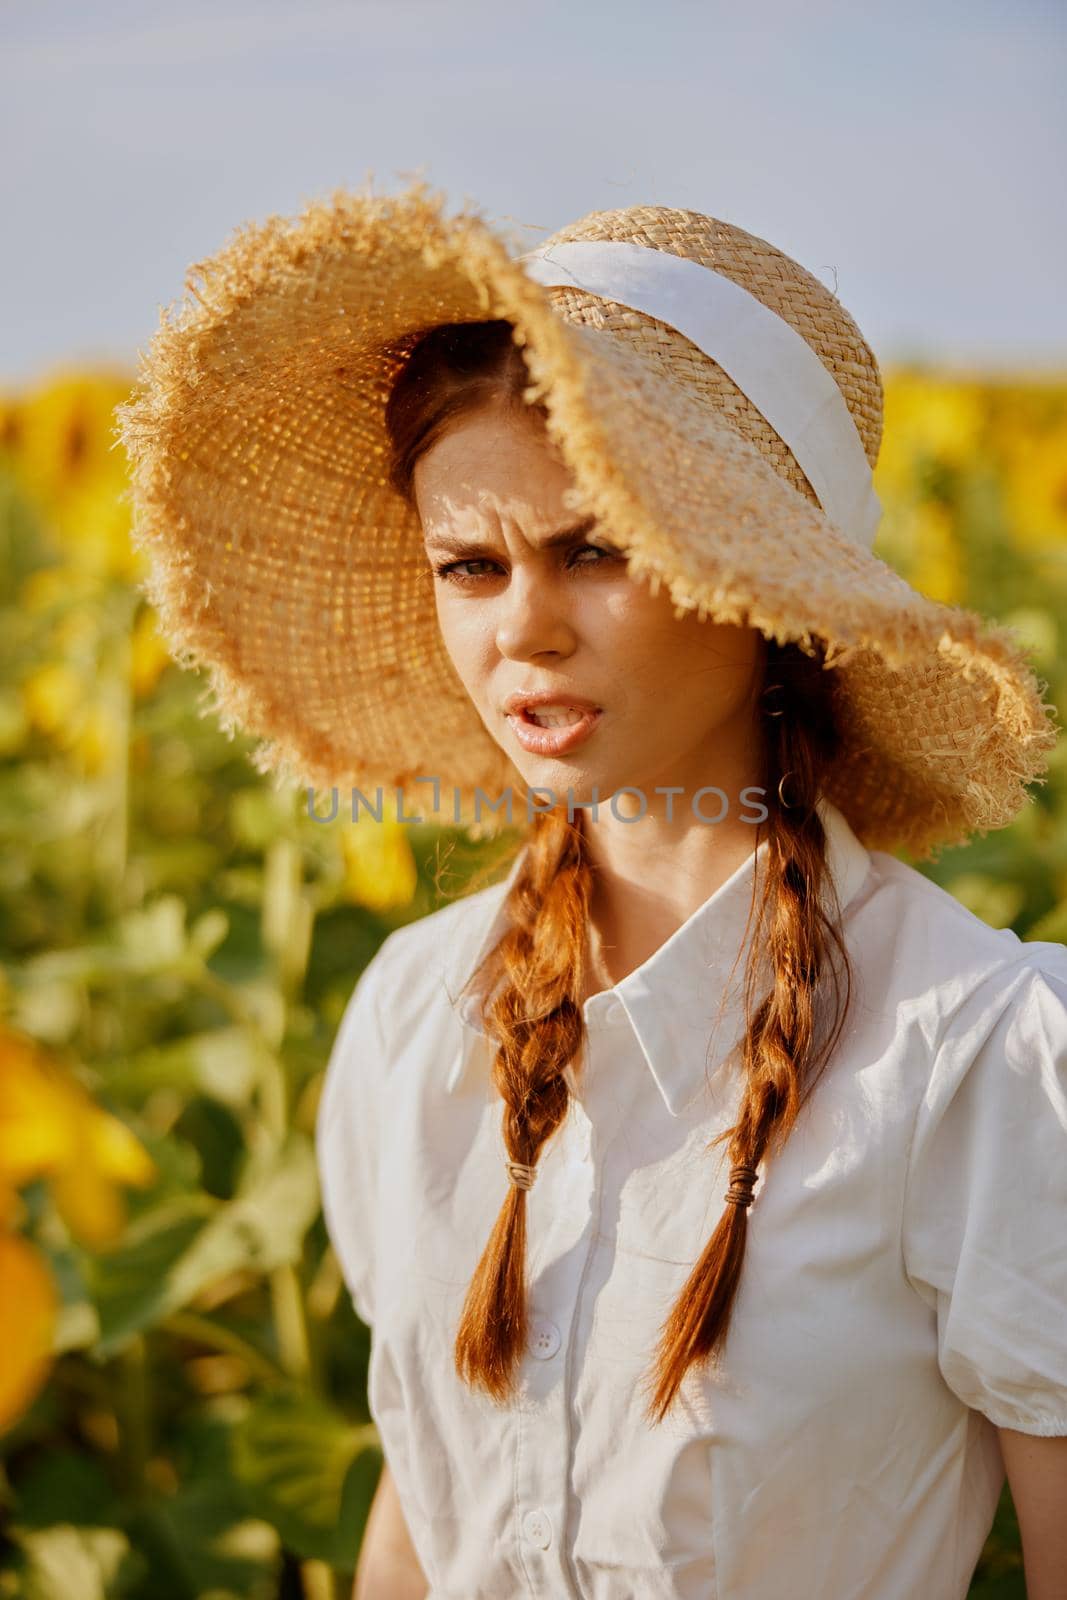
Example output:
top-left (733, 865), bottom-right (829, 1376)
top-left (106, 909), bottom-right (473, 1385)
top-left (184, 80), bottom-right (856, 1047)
top-left (576, 748), bottom-right (766, 994)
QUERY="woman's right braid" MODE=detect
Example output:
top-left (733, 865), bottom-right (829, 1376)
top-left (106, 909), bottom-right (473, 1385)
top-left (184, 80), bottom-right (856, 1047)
top-left (453, 806), bottom-right (594, 1401)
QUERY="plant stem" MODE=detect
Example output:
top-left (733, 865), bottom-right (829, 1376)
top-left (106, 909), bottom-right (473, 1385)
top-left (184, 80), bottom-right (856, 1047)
top-left (299, 1558), bottom-right (336, 1600)
top-left (270, 1262), bottom-right (311, 1379)
top-left (117, 1333), bottom-right (150, 1498)
top-left (161, 1311), bottom-right (287, 1386)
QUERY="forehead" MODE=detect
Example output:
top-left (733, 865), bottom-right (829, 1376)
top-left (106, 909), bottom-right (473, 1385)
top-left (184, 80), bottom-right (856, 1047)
top-left (413, 405), bottom-right (576, 537)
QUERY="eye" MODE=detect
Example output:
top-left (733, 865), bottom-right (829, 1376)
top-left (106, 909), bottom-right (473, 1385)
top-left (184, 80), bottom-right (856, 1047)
top-left (432, 557), bottom-right (500, 585)
top-left (571, 542), bottom-right (620, 567)
top-left (432, 543), bottom-right (621, 587)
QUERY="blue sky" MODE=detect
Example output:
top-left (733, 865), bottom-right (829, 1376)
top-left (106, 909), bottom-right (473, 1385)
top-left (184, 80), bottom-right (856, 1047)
top-left (3, 0), bottom-right (1065, 384)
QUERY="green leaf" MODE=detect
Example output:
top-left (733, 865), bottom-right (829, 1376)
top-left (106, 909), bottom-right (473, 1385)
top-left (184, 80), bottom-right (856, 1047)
top-left (89, 1134), bottom-right (320, 1355)
top-left (10, 1524), bottom-right (132, 1600)
top-left (230, 789), bottom-right (295, 850)
top-left (128, 839), bottom-right (221, 898)
top-left (6, 977), bottom-right (83, 1044)
top-left (40, 1240), bottom-right (100, 1354)
top-left (942, 872), bottom-right (1026, 930)
top-left (171, 1097), bottom-right (245, 1199)
top-left (116, 898), bottom-right (189, 969)
top-left (1027, 896), bottom-right (1067, 944)
top-left (189, 908), bottom-right (230, 961)
top-left (11, 1450), bottom-right (117, 1529)
top-left (166, 1132), bottom-right (320, 1302)
top-left (89, 1197), bottom-right (216, 1356)
top-left (231, 1387), bottom-right (378, 1564)
top-left (105, 1027), bottom-right (269, 1109)
top-left (121, 1481), bottom-right (277, 1600)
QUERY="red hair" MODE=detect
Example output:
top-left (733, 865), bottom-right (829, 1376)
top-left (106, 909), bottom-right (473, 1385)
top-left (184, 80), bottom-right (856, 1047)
top-left (385, 321), bottom-right (854, 1423)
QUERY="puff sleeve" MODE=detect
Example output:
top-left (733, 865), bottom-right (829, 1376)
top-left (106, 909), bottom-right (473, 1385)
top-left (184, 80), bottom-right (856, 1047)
top-left (315, 941), bottom-right (393, 1329)
top-left (902, 946), bottom-right (1067, 1435)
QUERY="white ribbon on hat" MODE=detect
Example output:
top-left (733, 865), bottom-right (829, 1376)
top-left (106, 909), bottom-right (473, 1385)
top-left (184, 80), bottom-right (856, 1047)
top-left (517, 239), bottom-right (882, 551)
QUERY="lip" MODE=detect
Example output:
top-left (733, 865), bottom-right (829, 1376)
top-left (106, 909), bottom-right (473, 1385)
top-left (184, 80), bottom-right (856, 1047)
top-left (505, 701), bottom-right (604, 757)
top-left (503, 690), bottom-right (603, 716)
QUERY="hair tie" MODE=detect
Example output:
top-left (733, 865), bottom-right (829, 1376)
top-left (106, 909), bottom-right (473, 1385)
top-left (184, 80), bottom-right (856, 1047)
top-left (725, 1163), bottom-right (759, 1208)
top-left (506, 1159), bottom-right (537, 1191)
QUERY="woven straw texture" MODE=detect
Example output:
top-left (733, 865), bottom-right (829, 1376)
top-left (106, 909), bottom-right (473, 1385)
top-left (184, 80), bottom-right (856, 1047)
top-left (115, 179), bottom-right (1060, 860)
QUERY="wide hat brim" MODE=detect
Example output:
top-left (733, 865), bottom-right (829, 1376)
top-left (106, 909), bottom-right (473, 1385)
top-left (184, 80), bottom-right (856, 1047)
top-left (115, 180), bottom-right (1060, 860)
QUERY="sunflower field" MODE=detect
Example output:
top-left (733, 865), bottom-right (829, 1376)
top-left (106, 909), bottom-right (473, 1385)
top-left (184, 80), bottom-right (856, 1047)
top-left (0, 366), bottom-right (1064, 1599)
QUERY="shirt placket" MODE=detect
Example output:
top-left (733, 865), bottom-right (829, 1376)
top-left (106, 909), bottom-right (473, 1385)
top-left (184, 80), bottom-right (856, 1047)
top-left (512, 996), bottom-right (632, 1598)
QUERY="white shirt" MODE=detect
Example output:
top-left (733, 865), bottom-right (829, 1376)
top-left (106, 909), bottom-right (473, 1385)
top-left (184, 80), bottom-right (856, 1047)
top-left (316, 797), bottom-right (1067, 1600)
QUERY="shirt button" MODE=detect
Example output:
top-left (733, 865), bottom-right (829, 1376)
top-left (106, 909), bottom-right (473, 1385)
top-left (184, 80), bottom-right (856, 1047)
top-left (529, 1318), bottom-right (561, 1360)
top-left (522, 1508), bottom-right (553, 1549)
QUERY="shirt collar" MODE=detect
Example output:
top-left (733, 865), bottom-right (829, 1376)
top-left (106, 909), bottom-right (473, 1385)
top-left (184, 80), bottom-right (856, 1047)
top-left (443, 797), bottom-right (872, 1116)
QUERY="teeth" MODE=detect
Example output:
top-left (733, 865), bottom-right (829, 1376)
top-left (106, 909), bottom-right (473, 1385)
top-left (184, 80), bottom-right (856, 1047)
top-left (527, 706), bottom-right (586, 728)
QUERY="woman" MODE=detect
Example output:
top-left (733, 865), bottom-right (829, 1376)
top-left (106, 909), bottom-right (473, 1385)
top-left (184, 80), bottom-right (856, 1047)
top-left (117, 186), bottom-right (1067, 1598)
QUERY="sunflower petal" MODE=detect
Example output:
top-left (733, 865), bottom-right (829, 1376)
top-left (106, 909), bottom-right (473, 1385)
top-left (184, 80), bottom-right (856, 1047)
top-left (0, 1232), bottom-right (57, 1433)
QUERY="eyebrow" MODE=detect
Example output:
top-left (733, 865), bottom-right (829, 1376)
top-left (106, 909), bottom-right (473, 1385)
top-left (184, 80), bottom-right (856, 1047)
top-left (424, 514), bottom-right (599, 558)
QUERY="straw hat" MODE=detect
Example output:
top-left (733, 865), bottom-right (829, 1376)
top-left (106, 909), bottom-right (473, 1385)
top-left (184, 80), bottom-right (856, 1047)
top-left (115, 179), bottom-right (1059, 860)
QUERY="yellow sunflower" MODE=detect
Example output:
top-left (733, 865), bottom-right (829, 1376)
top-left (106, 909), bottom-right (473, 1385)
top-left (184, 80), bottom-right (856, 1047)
top-left (0, 1028), bottom-right (157, 1432)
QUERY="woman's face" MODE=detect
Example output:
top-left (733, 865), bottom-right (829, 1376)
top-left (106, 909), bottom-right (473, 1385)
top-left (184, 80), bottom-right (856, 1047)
top-left (414, 400), bottom-right (765, 816)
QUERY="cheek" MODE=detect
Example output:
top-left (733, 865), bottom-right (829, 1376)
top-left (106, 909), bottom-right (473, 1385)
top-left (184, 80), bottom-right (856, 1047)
top-left (433, 598), bottom-right (494, 698)
top-left (586, 589), bottom-right (690, 678)
top-left (602, 603), bottom-right (760, 710)
top-left (668, 623), bottom-right (763, 720)
top-left (580, 584), bottom-right (653, 648)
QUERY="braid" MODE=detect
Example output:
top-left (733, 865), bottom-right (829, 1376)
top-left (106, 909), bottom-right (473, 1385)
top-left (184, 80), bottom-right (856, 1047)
top-left (640, 639), bottom-right (853, 1423)
top-left (453, 806), bottom-right (594, 1400)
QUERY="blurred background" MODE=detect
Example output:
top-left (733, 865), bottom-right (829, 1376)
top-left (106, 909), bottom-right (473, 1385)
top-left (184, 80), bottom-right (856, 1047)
top-left (1, 3), bottom-right (1065, 1596)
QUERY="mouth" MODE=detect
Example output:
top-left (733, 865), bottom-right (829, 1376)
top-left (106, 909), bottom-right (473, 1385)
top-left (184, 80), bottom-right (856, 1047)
top-left (523, 707), bottom-right (593, 728)
top-left (505, 704), bottom-right (604, 756)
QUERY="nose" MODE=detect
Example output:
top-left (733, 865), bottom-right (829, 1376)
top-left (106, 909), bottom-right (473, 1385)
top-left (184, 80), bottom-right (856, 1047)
top-left (494, 563), bottom-right (577, 662)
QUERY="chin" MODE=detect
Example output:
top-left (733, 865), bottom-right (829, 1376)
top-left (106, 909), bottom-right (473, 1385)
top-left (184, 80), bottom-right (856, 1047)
top-left (512, 757), bottom-right (622, 809)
